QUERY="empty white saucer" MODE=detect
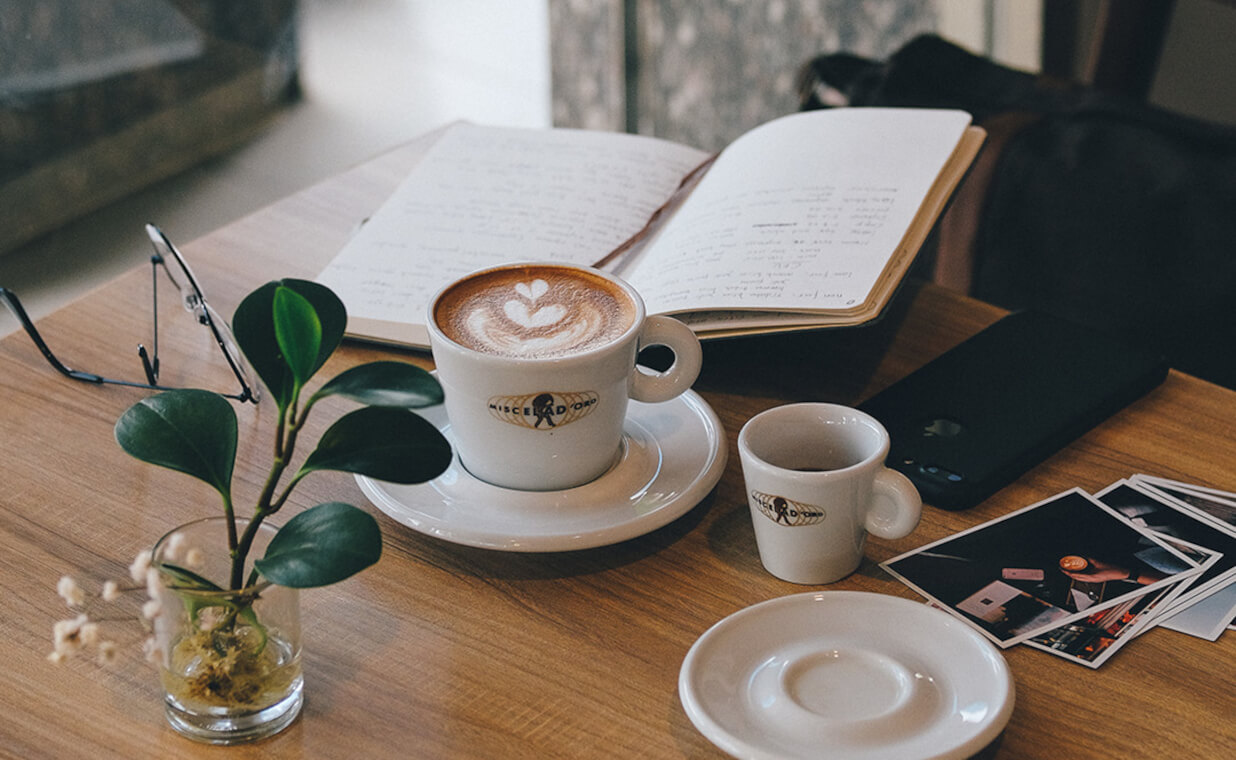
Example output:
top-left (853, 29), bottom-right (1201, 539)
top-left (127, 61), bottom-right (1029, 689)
top-left (357, 390), bottom-right (725, 551)
top-left (679, 591), bottom-right (1014, 760)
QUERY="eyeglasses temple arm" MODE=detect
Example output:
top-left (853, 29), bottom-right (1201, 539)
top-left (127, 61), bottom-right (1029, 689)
top-left (0, 287), bottom-right (106, 383)
top-left (140, 252), bottom-right (162, 385)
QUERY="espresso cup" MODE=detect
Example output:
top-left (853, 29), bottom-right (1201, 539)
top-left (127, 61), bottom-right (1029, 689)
top-left (427, 262), bottom-right (703, 491)
top-left (738, 403), bottom-right (921, 584)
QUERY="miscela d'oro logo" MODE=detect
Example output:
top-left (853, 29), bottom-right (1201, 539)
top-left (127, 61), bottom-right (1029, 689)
top-left (488, 390), bottom-right (599, 430)
top-left (751, 491), bottom-right (826, 526)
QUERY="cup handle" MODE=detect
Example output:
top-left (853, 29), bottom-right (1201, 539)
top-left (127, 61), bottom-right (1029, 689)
top-left (629, 315), bottom-right (703, 403)
top-left (865, 468), bottom-right (922, 539)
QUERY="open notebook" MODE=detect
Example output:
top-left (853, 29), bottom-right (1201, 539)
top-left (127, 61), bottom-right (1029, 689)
top-left (316, 108), bottom-right (985, 349)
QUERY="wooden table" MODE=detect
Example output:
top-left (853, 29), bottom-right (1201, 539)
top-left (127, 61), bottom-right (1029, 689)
top-left (2, 135), bottom-right (1234, 759)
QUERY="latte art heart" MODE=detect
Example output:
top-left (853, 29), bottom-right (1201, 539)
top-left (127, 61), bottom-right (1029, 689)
top-left (435, 266), bottom-right (637, 359)
top-left (468, 299), bottom-right (599, 356)
top-left (504, 299), bottom-right (566, 328)
top-left (514, 279), bottom-right (549, 303)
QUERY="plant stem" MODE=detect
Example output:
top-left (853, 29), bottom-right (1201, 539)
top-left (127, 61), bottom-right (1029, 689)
top-left (273, 402), bottom-right (288, 460)
top-left (271, 471), bottom-right (308, 513)
top-left (229, 387), bottom-right (308, 591)
top-left (230, 512), bottom-right (266, 591)
top-left (223, 493), bottom-right (238, 556)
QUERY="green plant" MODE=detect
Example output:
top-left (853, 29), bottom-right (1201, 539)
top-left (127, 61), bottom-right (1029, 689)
top-left (115, 278), bottom-right (451, 594)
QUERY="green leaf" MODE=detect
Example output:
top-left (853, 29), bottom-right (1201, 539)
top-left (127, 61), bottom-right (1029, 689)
top-left (273, 285), bottom-right (322, 386)
top-left (238, 605), bottom-right (268, 654)
top-left (311, 361), bottom-right (443, 408)
top-left (298, 406), bottom-right (452, 484)
top-left (233, 279), bottom-right (346, 408)
top-left (254, 502), bottom-right (382, 588)
top-left (114, 389), bottom-right (236, 498)
top-left (158, 563), bottom-right (224, 591)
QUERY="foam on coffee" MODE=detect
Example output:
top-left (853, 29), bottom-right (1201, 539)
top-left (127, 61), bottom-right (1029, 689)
top-left (434, 265), bottom-right (637, 358)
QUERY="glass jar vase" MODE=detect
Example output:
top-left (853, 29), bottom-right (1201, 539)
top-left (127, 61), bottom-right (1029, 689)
top-left (150, 517), bottom-right (302, 744)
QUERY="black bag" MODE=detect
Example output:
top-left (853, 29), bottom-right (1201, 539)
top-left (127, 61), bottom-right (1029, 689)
top-left (799, 35), bottom-right (1236, 389)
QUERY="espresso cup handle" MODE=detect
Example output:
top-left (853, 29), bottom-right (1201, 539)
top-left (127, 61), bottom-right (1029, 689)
top-left (629, 315), bottom-right (703, 403)
top-left (864, 468), bottom-right (922, 539)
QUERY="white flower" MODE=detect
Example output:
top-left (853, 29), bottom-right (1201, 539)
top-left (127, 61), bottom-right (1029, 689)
top-left (184, 547), bottom-right (205, 568)
top-left (163, 532), bottom-right (186, 562)
top-left (97, 641), bottom-right (118, 665)
top-left (56, 576), bottom-right (85, 607)
top-left (101, 580), bottom-right (121, 602)
top-left (52, 614), bottom-right (89, 655)
top-left (52, 613), bottom-right (87, 642)
top-left (79, 622), bottom-right (101, 648)
top-left (47, 650), bottom-right (67, 665)
top-left (141, 599), bottom-right (162, 621)
top-left (145, 567), bottom-right (162, 601)
top-left (129, 550), bottom-right (153, 583)
top-left (142, 637), bottom-right (165, 666)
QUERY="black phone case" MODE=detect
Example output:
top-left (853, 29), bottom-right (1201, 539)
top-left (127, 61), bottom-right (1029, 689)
top-left (858, 310), bottom-right (1168, 510)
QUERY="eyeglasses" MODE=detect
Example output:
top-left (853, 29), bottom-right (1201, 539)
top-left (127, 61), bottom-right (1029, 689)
top-left (1, 224), bottom-right (260, 404)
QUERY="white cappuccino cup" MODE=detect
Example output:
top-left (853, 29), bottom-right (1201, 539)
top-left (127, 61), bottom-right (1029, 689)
top-left (428, 262), bottom-right (702, 491)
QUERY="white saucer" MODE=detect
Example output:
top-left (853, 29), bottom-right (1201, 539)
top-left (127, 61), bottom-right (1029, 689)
top-left (679, 591), bottom-right (1014, 760)
top-left (357, 390), bottom-right (726, 552)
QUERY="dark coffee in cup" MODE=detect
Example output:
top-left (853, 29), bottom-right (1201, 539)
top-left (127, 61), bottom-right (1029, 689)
top-left (433, 264), bottom-right (637, 359)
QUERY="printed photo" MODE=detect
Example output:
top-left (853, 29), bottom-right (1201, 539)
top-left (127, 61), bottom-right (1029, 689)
top-left (1157, 581), bottom-right (1236, 641)
top-left (1107, 477), bottom-right (1236, 638)
top-left (882, 489), bottom-right (1200, 647)
top-left (1132, 474), bottom-right (1236, 531)
top-left (1097, 480), bottom-right (1236, 616)
top-left (1025, 577), bottom-right (1187, 668)
top-left (1025, 534), bottom-right (1218, 666)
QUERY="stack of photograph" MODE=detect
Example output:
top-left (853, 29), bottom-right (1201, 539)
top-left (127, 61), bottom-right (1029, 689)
top-left (883, 476), bottom-right (1236, 668)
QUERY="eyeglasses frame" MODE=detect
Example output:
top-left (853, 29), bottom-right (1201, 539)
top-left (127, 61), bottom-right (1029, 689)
top-left (0, 225), bottom-right (259, 404)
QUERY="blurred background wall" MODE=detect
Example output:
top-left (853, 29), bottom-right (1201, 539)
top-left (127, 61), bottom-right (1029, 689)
top-left (550, 0), bottom-right (1236, 150)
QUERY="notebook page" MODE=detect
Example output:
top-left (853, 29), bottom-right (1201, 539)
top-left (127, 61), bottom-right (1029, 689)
top-left (622, 108), bottom-right (972, 315)
top-left (317, 123), bottom-right (708, 330)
